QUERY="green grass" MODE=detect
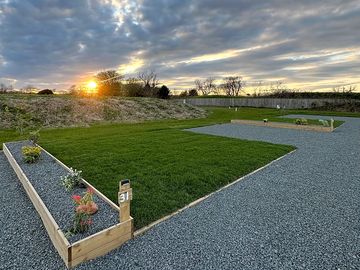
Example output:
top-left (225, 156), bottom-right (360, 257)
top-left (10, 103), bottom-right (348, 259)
top-left (1, 106), bottom-right (357, 229)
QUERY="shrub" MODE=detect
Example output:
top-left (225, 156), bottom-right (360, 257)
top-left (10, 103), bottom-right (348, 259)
top-left (319, 119), bottom-right (329, 127)
top-left (179, 91), bottom-right (188, 97)
top-left (188, 89), bottom-right (198, 96)
top-left (295, 118), bottom-right (308, 125)
top-left (22, 146), bottom-right (41, 163)
top-left (71, 188), bottom-right (98, 234)
top-left (29, 129), bottom-right (40, 145)
top-left (38, 89), bottom-right (54, 95)
top-left (61, 168), bottom-right (83, 191)
top-left (158, 85), bottom-right (170, 99)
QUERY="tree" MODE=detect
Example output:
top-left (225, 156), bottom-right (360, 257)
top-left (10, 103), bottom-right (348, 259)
top-left (179, 90), bottom-right (188, 97)
top-left (188, 89), bottom-right (198, 96)
top-left (95, 70), bottom-right (124, 96)
top-left (123, 77), bottom-right (144, 97)
top-left (333, 85), bottom-right (356, 93)
top-left (0, 83), bottom-right (13, 93)
top-left (223, 76), bottom-right (244, 96)
top-left (68, 85), bottom-right (78, 95)
top-left (138, 70), bottom-right (159, 88)
top-left (158, 85), bottom-right (170, 99)
top-left (38, 89), bottom-right (54, 95)
top-left (204, 77), bottom-right (217, 95)
top-left (194, 77), bottom-right (216, 95)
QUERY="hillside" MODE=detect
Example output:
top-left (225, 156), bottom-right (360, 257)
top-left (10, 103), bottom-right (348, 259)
top-left (0, 95), bottom-right (206, 129)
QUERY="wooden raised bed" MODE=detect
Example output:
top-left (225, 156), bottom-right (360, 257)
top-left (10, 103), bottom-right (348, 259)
top-left (3, 143), bottom-right (133, 268)
top-left (231, 119), bottom-right (334, 132)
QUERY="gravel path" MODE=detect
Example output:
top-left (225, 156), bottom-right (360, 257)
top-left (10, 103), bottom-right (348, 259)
top-left (1, 115), bottom-right (359, 269)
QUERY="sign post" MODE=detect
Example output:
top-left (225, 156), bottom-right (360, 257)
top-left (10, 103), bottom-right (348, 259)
top-left (118, 179), bottom-right (132, 223)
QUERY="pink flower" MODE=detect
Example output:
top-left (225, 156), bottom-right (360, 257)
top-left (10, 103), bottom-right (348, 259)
top-left (76, 204), bottom-right (88, 214)
top-left (72, 195), bottom-right (81, 204)
top-left (87, 187), bottom-right (94, 194)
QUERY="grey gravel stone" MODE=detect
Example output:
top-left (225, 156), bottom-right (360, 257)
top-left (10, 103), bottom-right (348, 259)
top-left (1, 115), bottom-right (359, 269)
top-left (0, 152), bottom-right (65, 270)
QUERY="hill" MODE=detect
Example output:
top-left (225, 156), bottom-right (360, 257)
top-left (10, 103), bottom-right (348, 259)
top-left (0, 94), bottom-right (206, 129)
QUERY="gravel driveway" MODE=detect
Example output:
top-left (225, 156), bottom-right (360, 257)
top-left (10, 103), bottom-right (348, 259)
top-left (1, 115), bottom-right (359, 269)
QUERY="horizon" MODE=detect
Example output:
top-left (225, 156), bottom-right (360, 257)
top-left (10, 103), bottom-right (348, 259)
top-left (0, 1), bottom-right (360, 92)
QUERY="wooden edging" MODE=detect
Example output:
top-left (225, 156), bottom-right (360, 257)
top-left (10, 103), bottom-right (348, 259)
top-left (3, 142), bottom-right (133, 269)
top-left (230, 119), bottom-right (334, 132)
top-left (134, 148), bottom-right (297, 237)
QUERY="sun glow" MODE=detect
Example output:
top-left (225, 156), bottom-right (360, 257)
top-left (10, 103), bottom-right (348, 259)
top-left (85, 81), bottom-right (97, 94)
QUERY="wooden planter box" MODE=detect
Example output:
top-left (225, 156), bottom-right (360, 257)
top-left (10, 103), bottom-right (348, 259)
top-left (3, 143), bottom-right (133, 268)
top-left (231, 119), bottom-right (334, 132)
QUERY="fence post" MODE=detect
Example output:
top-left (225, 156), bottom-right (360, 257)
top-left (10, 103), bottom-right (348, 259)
top-left (118, 179), bottom-right (132, 223)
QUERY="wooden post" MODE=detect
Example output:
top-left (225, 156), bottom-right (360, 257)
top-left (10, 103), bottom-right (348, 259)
top-left (330, 118), bottom-right (334, 131)
top-left (118, 179), bottom-right (132, 223)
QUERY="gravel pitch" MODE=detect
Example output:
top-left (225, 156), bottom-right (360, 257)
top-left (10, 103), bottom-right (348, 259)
top-left (1, 115), bottom-right (359, 269)
top-left (4, 141), bottom-right (118, 243)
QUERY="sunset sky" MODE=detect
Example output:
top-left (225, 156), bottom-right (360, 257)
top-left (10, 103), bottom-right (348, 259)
top-left (0, 0), bottom-right (359, 92)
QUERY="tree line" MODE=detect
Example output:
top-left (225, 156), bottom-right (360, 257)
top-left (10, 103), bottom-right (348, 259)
top-left (72, 70), bottom-right (169, 99)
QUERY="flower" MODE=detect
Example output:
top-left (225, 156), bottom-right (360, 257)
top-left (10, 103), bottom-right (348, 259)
top-left (87, 187), bottom-right (94, 194)
top-left (76, 204), bottom-right (88, 214)
top-left (72, 195), bottom-right (81, 204)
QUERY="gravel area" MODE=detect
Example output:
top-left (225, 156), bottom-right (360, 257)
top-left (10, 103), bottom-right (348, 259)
top-left (0, 151), bottom-right (65, 269)
top-left (1, 115), bottom-right (359, 269)
top-left (4, 141), bottom-right (118, 243)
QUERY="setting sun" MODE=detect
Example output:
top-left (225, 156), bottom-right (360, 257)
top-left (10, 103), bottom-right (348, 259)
top-left (87, 81), bottom-right (97, 90)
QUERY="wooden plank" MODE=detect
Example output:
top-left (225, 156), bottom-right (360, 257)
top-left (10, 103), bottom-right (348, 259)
top-left (231, 119), bottom-right (332, 132)
top-left (70, 218), bottom-right (132, 260)
top-left (69, 233), bottom-right (131, 268)
top-left (38, 146), bottom-right (120, 211)
top-left (69, 218), bottom-right (133, 267)
top-left (3, 144), bottom-right (70, 264)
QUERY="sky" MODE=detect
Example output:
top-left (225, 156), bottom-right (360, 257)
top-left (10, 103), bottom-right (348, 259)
top-left (0, 0), bottom-right (359, 92)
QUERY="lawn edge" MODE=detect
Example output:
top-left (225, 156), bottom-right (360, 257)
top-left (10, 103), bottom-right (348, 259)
top-left (133, 148), bottom-right (297, 237)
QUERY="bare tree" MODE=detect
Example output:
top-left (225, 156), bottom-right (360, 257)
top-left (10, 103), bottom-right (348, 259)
top-left (204, 77), bottom-right (217, 95)
top-left (252, 81), bottom-right (264, 97)
top-left (223, 76), bottom-right (245, 96)
top-left (194, 79), bottom-right (204, 94)
top-left (0, 83), bottom-right (13, 93)
top-left (138, 70), bottom-right (159, 88)
top-left (333, 84), bottom-right (356, 93)
top-left (194, 77), bottom-right (216, 95)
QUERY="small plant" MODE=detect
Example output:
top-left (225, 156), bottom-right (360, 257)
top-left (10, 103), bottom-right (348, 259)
top-left (61, 168), bottom-right (82, 191)
top-left (295, 118), bottom-right (308, 125)
top-left (29, 129), bottom-right (40, 145)
top-left (22, 146), bottom-right (41, 163)
top-left (319, 119), bottom-right (329, 127)
top-left (70, 188), bottom-right (98, 234)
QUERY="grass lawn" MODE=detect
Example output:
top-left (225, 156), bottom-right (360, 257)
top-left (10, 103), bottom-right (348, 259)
top-left (0, 106), bottom-right (357, 229)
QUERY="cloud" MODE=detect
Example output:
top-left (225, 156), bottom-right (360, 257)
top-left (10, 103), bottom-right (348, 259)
top-left (0, 0), bottom-right (359, 91)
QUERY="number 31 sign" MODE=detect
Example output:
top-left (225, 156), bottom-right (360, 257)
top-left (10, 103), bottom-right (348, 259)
top-left (119, 191), bottom-right (130, 203)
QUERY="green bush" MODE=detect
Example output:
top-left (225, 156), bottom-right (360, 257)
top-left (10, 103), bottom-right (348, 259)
top-left (295, 118), bottom-right (308, 125)
top-left (61, 168), bottom-right (83, 191)
top-left (22, 146), bottom-right (41, 163)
